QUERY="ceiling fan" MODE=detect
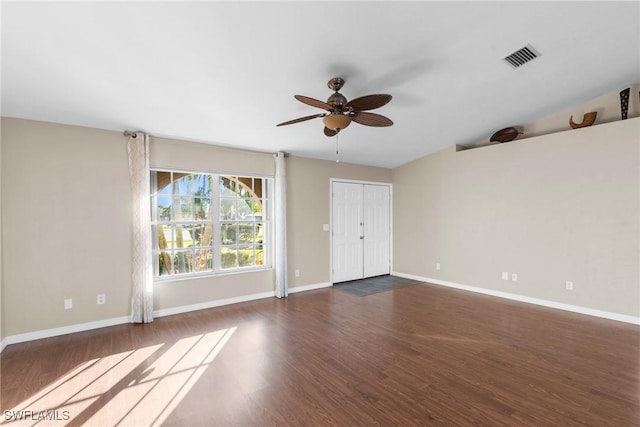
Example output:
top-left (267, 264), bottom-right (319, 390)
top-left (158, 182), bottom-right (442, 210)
top-left (277, 77), bottom-right (393, 136)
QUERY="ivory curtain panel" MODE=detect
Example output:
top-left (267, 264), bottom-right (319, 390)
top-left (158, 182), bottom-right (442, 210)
top-left (127, 132), bottom-right (154, 323)
top-left (274, 152), bottom-right (288, 298)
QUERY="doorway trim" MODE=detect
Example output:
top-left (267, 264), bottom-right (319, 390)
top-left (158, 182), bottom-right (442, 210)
top-left (329, 178), bottom-right (393, 285)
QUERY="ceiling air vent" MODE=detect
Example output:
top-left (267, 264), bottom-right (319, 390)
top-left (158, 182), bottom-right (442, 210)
top-left (503, 44), bottom-right (540, 69)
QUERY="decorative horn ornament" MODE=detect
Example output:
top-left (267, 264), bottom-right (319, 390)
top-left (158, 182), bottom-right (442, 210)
top-left (569, 112), bottom-right (597, 129)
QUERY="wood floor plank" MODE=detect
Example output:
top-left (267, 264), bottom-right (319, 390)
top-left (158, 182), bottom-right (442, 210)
top-left (1, 278), bottom-right (639, 426)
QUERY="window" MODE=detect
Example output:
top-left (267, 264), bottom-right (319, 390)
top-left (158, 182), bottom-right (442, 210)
top-left (151, 170), bottom-right (271, 278)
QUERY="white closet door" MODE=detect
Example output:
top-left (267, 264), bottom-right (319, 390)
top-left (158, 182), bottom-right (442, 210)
top-left (363, 184), bottom-right (390, 277)
top-left (332, 181), bottom-right (390, 283)
top-left (332, 182), bottom-right (364, 283)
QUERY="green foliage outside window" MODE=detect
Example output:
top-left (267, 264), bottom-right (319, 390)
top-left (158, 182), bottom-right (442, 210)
top-left (152, 171), bottom-right (269, 277)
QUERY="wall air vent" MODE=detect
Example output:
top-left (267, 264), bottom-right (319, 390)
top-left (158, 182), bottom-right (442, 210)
top-left (503, 44), bottom-right (540, 69)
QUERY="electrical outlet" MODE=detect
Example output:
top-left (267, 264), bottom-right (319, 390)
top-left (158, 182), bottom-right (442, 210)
top-left (97, 294), bottom-right (106, 305)
top-left (295, 269), bottom-right (300, 277)
top-left (566, 281), bottom-right (574, 291)
top-left (436, 263), bottom-right (441, 270)
top-left (64, 298), bottom-right (72, 310)
top-left (511, 273), bottom-right (518, 282)
top-left (322, 224), bottom-right (329, 231)
top-left (502, 272), bottom-right (509, 280)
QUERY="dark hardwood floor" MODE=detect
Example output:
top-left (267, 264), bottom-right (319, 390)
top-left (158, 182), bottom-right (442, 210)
top-left (1, 279), bottom-right (639, 426)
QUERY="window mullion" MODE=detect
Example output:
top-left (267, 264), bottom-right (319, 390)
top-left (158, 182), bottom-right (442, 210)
top-left (150, 172), bottom-right (158, 276)
top-left (212, 174), bottom-right (222, 272)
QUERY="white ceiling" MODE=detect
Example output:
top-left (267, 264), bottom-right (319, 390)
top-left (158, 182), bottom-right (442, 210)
top-left (2, 1), bottom-right (639, 168)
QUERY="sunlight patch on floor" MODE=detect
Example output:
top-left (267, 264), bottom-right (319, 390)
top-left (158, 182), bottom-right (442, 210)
top-left (1, 327), bottom-right (236, 426)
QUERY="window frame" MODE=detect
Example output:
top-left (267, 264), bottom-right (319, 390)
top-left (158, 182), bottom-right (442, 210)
top-left (151, 168), bottom-right (273, 281)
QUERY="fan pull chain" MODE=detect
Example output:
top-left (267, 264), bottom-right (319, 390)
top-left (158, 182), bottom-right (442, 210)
top-left (335, 133), bottom-right (340, 163)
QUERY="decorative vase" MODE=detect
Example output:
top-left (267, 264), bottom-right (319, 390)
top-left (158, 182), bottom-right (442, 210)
top-left (620, 88), bottom-right (630, 120)
top-left (490, 127), bottom-right (521, 143)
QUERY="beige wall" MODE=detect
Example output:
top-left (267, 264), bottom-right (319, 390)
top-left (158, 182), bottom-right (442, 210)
top-left (0, 118), bottom-right (4, 344)
top-left (150, 136), bottom-right (274, 177)
top-left (3, 114), bottom-right (636, 337)
top-left (287, 156), bottom-right (392, 288)
top-left (0, 118), bottom-right (391, 337)
top-left (0, 118), bottom-right (277, 336)
top-left (2, 118), bottom-right (133, 335)
top-left (393, 118), bottom-right (640, 317)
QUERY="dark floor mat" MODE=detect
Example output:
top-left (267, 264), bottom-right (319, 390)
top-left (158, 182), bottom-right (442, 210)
top-left (335, 275), bottom-right (421, 296)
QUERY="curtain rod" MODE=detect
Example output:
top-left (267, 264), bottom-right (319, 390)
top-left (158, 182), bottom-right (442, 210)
top-left (124, 131), bottom-right (289, 158)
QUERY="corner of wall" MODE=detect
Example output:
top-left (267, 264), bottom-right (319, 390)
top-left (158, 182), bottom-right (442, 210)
top-left (0, 117), bottom-right (5, 351)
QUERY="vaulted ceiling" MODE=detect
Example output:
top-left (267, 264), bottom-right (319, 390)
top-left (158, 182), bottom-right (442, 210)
top-left (2, 2), bottom-right (639, 168)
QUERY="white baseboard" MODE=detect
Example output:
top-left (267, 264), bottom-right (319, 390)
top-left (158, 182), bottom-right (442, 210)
top-left (4, 315), bottom-right (132, 347)
top-left (0, 291), bottom-right (278, 351)
top-left (393, 271), bottom-right (640, 325)
top-left (0, 284), bottom-right (339, 352)
top-left (288, 282), bottom-right (331, 294)
top-left (13, 275), bottom-right (626, 352)
top-left (153, 291), bottom-right (275, 318)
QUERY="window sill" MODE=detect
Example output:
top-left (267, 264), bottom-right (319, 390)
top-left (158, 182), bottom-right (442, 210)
top-left (154, 265), bottom-right (273, 283)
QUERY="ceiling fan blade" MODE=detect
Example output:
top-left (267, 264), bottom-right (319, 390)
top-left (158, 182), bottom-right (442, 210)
top-left (324, 127), bottom-right (338, 137)
top-left (294, 95), bottom-right (333, 111)
top-left (277, 113), bottom-right (326, 127)
top-left (345, 94), bottom-right (392, 111)
top-left (352, 111), bottom-right (393, 127)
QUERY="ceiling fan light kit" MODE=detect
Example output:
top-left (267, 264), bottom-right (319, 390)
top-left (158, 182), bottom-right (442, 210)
top-left (277, 77), bottom-right (393, 137)
top-left (323, 114), bottom-right (351, 131)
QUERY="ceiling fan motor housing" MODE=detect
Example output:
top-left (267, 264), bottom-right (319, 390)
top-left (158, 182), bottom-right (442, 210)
top-left (327, 92), bottom-right (347, 108)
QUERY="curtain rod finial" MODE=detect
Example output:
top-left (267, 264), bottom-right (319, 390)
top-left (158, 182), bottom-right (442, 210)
top-left (124, 130), bottom-right (147, 138)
